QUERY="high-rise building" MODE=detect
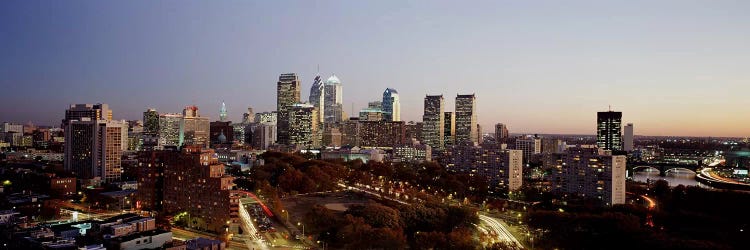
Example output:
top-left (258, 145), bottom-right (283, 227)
top-left (477, 124), bottom-right (483, 144)
top-left (550, 147), bottom-right (626, 206)
top-left (438, 144), bottom-right (523, 191)
top-left (219, 101), bottom-right (228, 122)
top-left (254, 112), bottom-right (277, 125)
top-left (515, 136), bottom-right (541, 162)
top-left (242, 107), bottom-right (255, 124)
top-left (323, 75), bottom-right (344, 123)
top-left (322, 127), bottom-right (343, 147)
top-left (597, 111), bottom-right (623, 150)
top-left (358, 108), bottom-right (383, 121)
top-left (309, 75), bottom-right (325, 124)
top-left (157, 113), bottom-right (182, 149)
top-left (422, 95), bottom-right (445, 150)
top-left (542, 138), bottom-right (565, 154)
top-left (623, 123), bottom-right (634, 151)
top-left (288, 104), bottom-right (319, 148)
top-left (62, 103), bottom-right (112, 128)
top-left (64, 118), bottom-right (125, 184)
top-left (0, 122), bottom-right (23, 133)
top-left (359, 121), bottom-right (406, 148)
top-left (181, 106), bottom-right (210, 148)
top-left (494, 123), bottom-right (509, 143)
top-left (142, 109), bottom-right (159, 151)
top-left (444, 112), bottom-right (456, 146)
top-left (455, 94), bottom-right (478, 144)
top-left (405, 121), bottom-right (423, 143)
top-left (382, 88), bottom-right (400, 121)
top-left (249, 123), bottom-right (277, 150)
top-left (159, 146), bottom-right (239, 232)
top-left (277, 73), bottom-right (301, 145)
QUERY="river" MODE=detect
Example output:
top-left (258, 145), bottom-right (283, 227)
top-left (632, 168), bottom-right (711, 188)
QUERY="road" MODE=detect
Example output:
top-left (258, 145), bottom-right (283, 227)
top-left (479, 214), bottom-right (523, 248)
top-left (238, 199), bottom-right (270, 250)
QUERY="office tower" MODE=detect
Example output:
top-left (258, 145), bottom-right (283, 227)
top-left (254, 112), bottom-right (277, 124)
top-left (242, 107), bottom-right (255, 124)
top-left (157, 113), bottom-right (182, 149)
top-left (0, 122), bottom-right (23, 133)
top-left (477, 124), bottom-right (483, 144)
top-left (495, 123), bottom-right (509, 143)
top-left (623, 123), bottom-right (634, 151)
top-left (322, 127), bottom-right (343, 147)
top-left (542, 138), bottom-right (565, 154)
top-left (515, 135), bottom-right (541, 162)
top-left (382, 88), bottom-right (400, 121)
top-left (455, 94), bottom-right (478, 144)
top-left (219, 101), bottom-right (228, 122)
top-left (250, 123), bottom-right (277, 150)
top-left (551, 147), bottom-right (626, 206)
top-left (288, 104), bottom-right (320, 147)
top-left (181, 106), bottom-right (210, 148)
top-left (62, 103), bottom-right (112, 128)
top-left (277, 73), bottom-right (301, 145)
top-left (210, 121), bottom-right (233, 147)
top-left (359, 108), bottom-right (383, 121)
top-left (309, 75), bottom-right (325, 123)
top-left (358, 121), bottom-right (406, 148)
top-left (597, 111), bottom-right (623, 150)
top-left (444, 112), bottom-right (456, 146)
top-left (438, 144), bottom-right (523, 191)
top-left (160, 146), bottom-right (239, 232)
top-left (368, 101), bottom-right (382, 110)
top-left (141, 109), bottom-right (159, 150)
top-left (64, 118), bottom-right (125, 184)
top-left (341, 119), bottom-right (361, 146)
top-left (405, 121), bottom-right (423, 143)
top-left (324, 75), bottom-right (344, 123)
top-left (422, 95), bottom-right (445, 150)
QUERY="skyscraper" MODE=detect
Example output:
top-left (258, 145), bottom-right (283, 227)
top-left (422, 95), bottom-right (445, 150)
top-left (623, 123), bottom-right (634, 151)
top-left (551, 147), bottom-right (626, 206)
top-left (494, 123), bottom-right (509, 143)
top-left (455, 94), bottom-right (478, 144)
top-left (323, 75), bottom-right (344, 123)
top-left (277, 73), bottom-right (301, 145)
top-left (64, 118), bottom-right (125, 184)
top-left (62, 103), bottom-right (112, 128)
top-left (597, 111), bottom-right (623, 150)
top-left (288, 103), bottom-right (319, 148)
top-left (242, 107), bottom-right (255, 124)
top-left (382, 88), bottom-right (400, 121)
top-left (219, 101), bottom-right (228, 122)
top-left (143, 109), bottom-right (159, 135)
top-left (181, 106), bottom-right (210, 148)
top-left (158, 113), bottom-right (182, 149)
top-left (444, 112), bottom-right (455, 146)
top-left (309, 74), bottom-right (325, 123)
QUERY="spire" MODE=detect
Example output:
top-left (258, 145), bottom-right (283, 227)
top-left (219, 101), bottom-right (227, 122)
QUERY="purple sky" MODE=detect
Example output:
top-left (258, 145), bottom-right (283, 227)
top-left (1, 0), bottom-right (749, 137)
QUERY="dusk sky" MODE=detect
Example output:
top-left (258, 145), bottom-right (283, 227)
top-left (1, 0), bottom-right (749, 137)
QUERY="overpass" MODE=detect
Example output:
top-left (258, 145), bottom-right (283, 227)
top-left (631, 163), bottom-right (701, 177)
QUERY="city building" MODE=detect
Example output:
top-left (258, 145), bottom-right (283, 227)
top-left (309, 74), bottom-right (325, 123)
top-left (494, 123), bottom-right (509, 143)
top-left (249, 123), bottom-right (277, 150)
top-left (358, 121), bottom-right (406, 148)
top-left (324, 74), bottom-right (344, 123)
top-left (288, 103), bottom-right (320, 148)
top-left (422, 95), bottom-right (445, 150)
top-left (624, 123), bottom-right (634, 151)
top-left (254, 111), bottom-right (277, 125)
top-left (382, 88), bottom-right (400, 121)
top-left (322, 147), bottom-right (384, 163)
top-left (439, 144), bottom-right (523, 191)
top-left (358, 108), bottom-right (383, 121)
top-left (162, 146), bottom-right (240, 232)
top-left (209, 121), bottom-right (234, 147)
top-left (142, 109), bottom-right (159, 151)
top-left (62, 103), bottom-right (112, 128)
top-left (180, 106), bottom-right (210, 148)
top-left (392, 142), bottom-right (431, 163)
top-left (551, 147), bottom-right (626, 206)
top-left (158, 113), bottom-right (182, 149)
top-left (64, 118), bottom-right (126, 184)
top-left (404, 121), bottom-right (423, 143)
top-left (242, 107), bottom-right (255, 124)
top-left (597, 111), bottom-right (623, 151)
top-left (455, 94), bottom-right (478, 144)
top-left (542, 138), bottom-right (565, 154)
top-left (277, 73), bottom-right (301, 145)
top-left (322, 127), bottom-right (343, 147)
top-left (444, 112), bottom-right (456, 146)
top-left (515, 135), bottom-right (541, 162)
top-left (0, 122), bottom-right (23, 133)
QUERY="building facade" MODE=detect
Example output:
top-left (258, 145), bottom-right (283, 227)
top-left (455, 94), bottom-right (478, 144)
top-left (64, 118), bottom-right (126, 184)
top-left (323, 75), bottom-right (344, 123)
top-left (550, 147), bottom-right (626, 206)
top-left (623, 123), bottom-right (634, 151)
top-left (288, 104), bottom-right (320, 148)
top-left (309, 75), bottom-right (325, 124)
top-left (277, 73), bottom-right (301, 145)
top-left (597, 111), bottom-right (623, 151)
top-left (180, 106), bottom-right (210, 148)
top-left (382, 88), bottom-right (400, 121)
top-left (422, 95), bottom-right (445, 150)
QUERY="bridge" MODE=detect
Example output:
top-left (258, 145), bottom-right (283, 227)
top-left (632, 163), bottom-right (700, 177)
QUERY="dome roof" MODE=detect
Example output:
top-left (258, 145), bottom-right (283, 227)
top-left (325, 74), bottom-right (341, 85)
top-left (218, 130), bottom-right (227, 143)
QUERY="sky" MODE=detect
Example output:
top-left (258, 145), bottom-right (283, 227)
top-left (1, 0), bottom-right (749, 137)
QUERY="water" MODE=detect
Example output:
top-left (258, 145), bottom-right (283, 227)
top-left (632, 168), bottom-right (709, 188)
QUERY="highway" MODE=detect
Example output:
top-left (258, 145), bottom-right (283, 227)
top-left (479, 214), bottom-right (523, 248)
top-left (238, 199), bottom-right (270, 250)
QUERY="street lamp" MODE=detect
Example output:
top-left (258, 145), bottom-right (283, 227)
top-left (297, 222), bottom-right (305, 238)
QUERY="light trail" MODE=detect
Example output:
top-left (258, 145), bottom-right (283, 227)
top-left (238, 199), bottom-right (269, 250)
top-left (479, 214), bottom-right (523, 248)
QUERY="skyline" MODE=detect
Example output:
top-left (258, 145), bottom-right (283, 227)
top-left (2, 1), bottom-right (749, 137)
